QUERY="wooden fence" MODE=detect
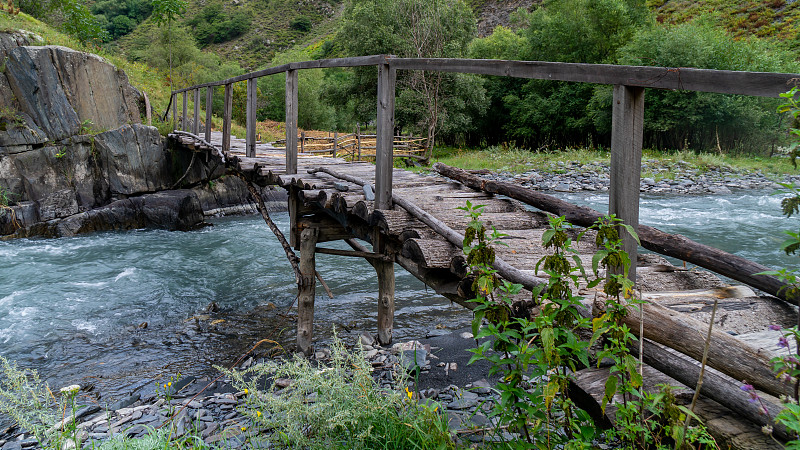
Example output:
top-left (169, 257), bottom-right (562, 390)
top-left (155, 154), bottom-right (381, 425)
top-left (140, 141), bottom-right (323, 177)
top-left (164, 55), bottom-right (800, 276)
top-left (272, 128), bottom-right (427, 161)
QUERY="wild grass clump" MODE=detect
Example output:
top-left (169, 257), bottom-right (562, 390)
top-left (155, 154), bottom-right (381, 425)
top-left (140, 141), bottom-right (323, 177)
top-left (222, 335), bottom-right (453, 449)
top-left (0, 355), bottom-right (58, 443)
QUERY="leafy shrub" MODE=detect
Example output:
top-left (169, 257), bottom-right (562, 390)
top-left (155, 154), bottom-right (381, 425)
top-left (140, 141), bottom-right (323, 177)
top-left (590, 17), bottom-right (800, 154)
top-left (289, 15), bottom-right (311, 32)
top-left (187, 2), bottom-right (251, 47)
top-left (223, 334), bottom-right (453, 449)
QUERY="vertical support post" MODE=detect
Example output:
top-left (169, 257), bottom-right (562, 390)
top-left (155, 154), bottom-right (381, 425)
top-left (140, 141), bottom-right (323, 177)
top-left (193, 88), bottom-right (200, 136)
top-left (375, 60), bottom-right (396, 210)
top-left (181, 91), bottom-right (188, 131)
top-left (333, 131), bottom-right (338, 156)
top-left (246, 78), bottom-right (257, 157)
top-left (374, 231), bottom-right (395, 345)
top-left (285, 69), bottom-right (299, 174)
top-left (222, 84), bottom-right (232, 154)
top-left (297, 227), bottom-right (318, 355)
top-left (205, 86), bottom-right (213, 143)
top-left (609, 85), bottom-right (645, 282)
top-left (357, 123), bottom-right (362, 161)
top-left (171, 93), bottom-right (177, 128)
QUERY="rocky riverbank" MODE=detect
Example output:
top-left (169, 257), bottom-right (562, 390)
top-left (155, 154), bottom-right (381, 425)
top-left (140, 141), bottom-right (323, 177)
top-left (0, 329), bottom-right (502, 449)
top-left (484, 159), bottom-right (800, 194)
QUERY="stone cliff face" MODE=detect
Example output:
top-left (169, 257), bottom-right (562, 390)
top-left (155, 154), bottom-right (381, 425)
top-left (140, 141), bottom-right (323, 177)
top-left (0, 32), bottom-right (282, 238)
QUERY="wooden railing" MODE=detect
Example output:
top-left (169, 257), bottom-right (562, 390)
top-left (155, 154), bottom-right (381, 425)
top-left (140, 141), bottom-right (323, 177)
top-left (164, 54), bottom-right (800, 278)
top-left (272, 128), bottom-right (427, 161)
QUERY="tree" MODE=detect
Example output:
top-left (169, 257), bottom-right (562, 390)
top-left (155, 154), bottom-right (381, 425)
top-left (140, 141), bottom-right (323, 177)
top-left (151, 0), bottom-right (187, 89)
top-left (338, 0), bottom-right (487, 153)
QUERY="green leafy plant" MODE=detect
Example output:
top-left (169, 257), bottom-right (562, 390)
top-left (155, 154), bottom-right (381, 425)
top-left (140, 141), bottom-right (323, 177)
top-left (222, 332), bottom-right (453, 449)
top-left (463, 203), bottom-right (715, 447)
top-left (755, 87), bottom-right (800, 445)
top-left (464, 200), bottom-right (596, 447)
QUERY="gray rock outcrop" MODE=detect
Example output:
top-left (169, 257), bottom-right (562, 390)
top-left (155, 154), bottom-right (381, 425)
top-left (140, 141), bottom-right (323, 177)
top-left (0, 32), bottom-right (281, 239)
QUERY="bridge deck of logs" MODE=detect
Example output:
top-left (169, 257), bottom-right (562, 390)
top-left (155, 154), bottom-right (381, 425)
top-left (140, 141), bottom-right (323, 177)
top-left (171, 129), bottom-right (795, 449)
top-left (166, 55), bottom-right (800, 449)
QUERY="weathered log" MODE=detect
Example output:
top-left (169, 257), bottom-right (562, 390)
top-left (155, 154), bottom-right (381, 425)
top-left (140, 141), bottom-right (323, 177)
top-left (297, 227), bottom-right (318, 355)
top-left (594, 297), bottom-right (790, 400)
top-left (633, 339), bottom-right (792, 442)
top-left (309, 166), bottom-right (549, 291)
top-left (432, 163), bottom-right (792, 304)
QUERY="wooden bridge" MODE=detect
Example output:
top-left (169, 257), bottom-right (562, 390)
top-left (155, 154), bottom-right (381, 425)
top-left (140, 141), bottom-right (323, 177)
top-left (165, 55), bottom-right (800, 448)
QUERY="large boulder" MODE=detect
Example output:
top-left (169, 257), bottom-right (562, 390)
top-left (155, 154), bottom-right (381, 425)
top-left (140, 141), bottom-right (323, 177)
top-left (4, 44), bottom-right (142, 141)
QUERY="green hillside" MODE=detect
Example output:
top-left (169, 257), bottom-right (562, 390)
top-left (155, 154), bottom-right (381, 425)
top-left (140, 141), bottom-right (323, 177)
top-left (117, 0), bottom-right (343, 70)
top-left (650, 0), bottom-right (800, 47)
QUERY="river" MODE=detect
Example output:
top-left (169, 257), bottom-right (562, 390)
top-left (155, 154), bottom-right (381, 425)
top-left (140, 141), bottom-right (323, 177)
top-left (0, 190), bottom-right (797, 403)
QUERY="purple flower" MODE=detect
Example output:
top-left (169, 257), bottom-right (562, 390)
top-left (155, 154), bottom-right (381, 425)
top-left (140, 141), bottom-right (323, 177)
top-left (741, 383), bottom-right (760, 403)
top-left (779, 337), bottom-right (790, 349)
top-left (770, 324), bottom-right (783, 331)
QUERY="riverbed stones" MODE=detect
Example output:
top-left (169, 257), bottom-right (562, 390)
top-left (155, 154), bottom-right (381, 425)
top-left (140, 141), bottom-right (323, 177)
top-left (499, 159), bottom-right (798, 195)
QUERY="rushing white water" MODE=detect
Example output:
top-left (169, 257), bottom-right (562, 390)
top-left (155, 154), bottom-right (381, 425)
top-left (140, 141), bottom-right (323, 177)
top-left (0, 190), bottom-right (797, 400)
top-left (0, 213), bottom-right (468, 400)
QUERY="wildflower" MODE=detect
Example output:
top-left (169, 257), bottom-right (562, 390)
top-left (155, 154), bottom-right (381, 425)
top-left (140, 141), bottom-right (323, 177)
top-left (167, 381), bottom-right (172, 387)
top-left (770, 324), bottom-right (783, 331)
top-left (762, 425), bottom-right (774, 436)
top-left (741, 383), bottom-right (760, 403)
top-left (60, 385), bottom-right (80, 395)
top-left (241, 426), bottom-right (247, 432)
top-left (405, 387), bottom-right (413, 400)
top-left (256, 410), bottom-right (262, 418)
top-left (778, 336), bottom-right (790, 349)
top-left (244, 388), bottom-right (248, 395)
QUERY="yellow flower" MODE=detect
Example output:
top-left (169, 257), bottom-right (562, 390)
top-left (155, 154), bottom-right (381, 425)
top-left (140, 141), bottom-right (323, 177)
top-left (405, 387), bottom-right (413, 399)
top-left (167, 382), bottom-right (172, 387)
top-left (256, 411), bottom-right (262, 418)
top-left (163, 384), bottom-right (167, 389)
top-left (244, 388), bottom-right (249, 395)
top-left (241, 426), bottom-right (247, 432)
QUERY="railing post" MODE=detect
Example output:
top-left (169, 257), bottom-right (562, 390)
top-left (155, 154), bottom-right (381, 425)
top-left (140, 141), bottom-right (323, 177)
top-left (205, 86), bottom-right (213, 143)
top-left (609, 85), bottom-right (645, 283)
top-left (181, 91), bottom-right (188, 131)
top-left (300, 131), bottom-right (305, 154)
top-left (193, 88), bottom-right (200, 136)
top-left (171, 93), bottom-right (177, 129)
top-left (223, 84), bottom-right (232, 154)
top-left (285, 69), bottom-right (299, 174)
top-left (246, 77), bottom-right (257, 157)
top-left (375, 58), bottom-right (396, 210)
top-left (357, 123), bottom-right (362, 161)
top-left (333, 131), bottom-right (337, 156)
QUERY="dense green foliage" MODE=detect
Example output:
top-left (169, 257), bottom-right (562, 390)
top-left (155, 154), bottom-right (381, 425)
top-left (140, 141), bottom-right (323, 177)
top-left (185, 1), bottom-right (250, 47)
top-left (90, 0), bottom-right (151, 39)
top-left (334, 0), bottom-right (487, 148)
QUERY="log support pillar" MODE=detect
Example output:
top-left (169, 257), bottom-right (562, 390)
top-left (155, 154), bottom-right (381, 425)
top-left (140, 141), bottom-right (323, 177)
top-left (373, 231), bottom-right (395, 345)
top-left (222, 84), bottom-right (232, 154)
top-left (246, 78), bottom-right (257, 158)
top-left (297, 227), bottom-right (319, 356)
top-left (609, 85), bottom-right (644, 282)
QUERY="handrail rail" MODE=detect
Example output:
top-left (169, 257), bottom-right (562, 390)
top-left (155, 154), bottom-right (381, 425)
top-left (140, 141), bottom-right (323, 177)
top-left (168, 55), bottom-right (800, 97)
top-left (164, 54), bottom-right (800, 280)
